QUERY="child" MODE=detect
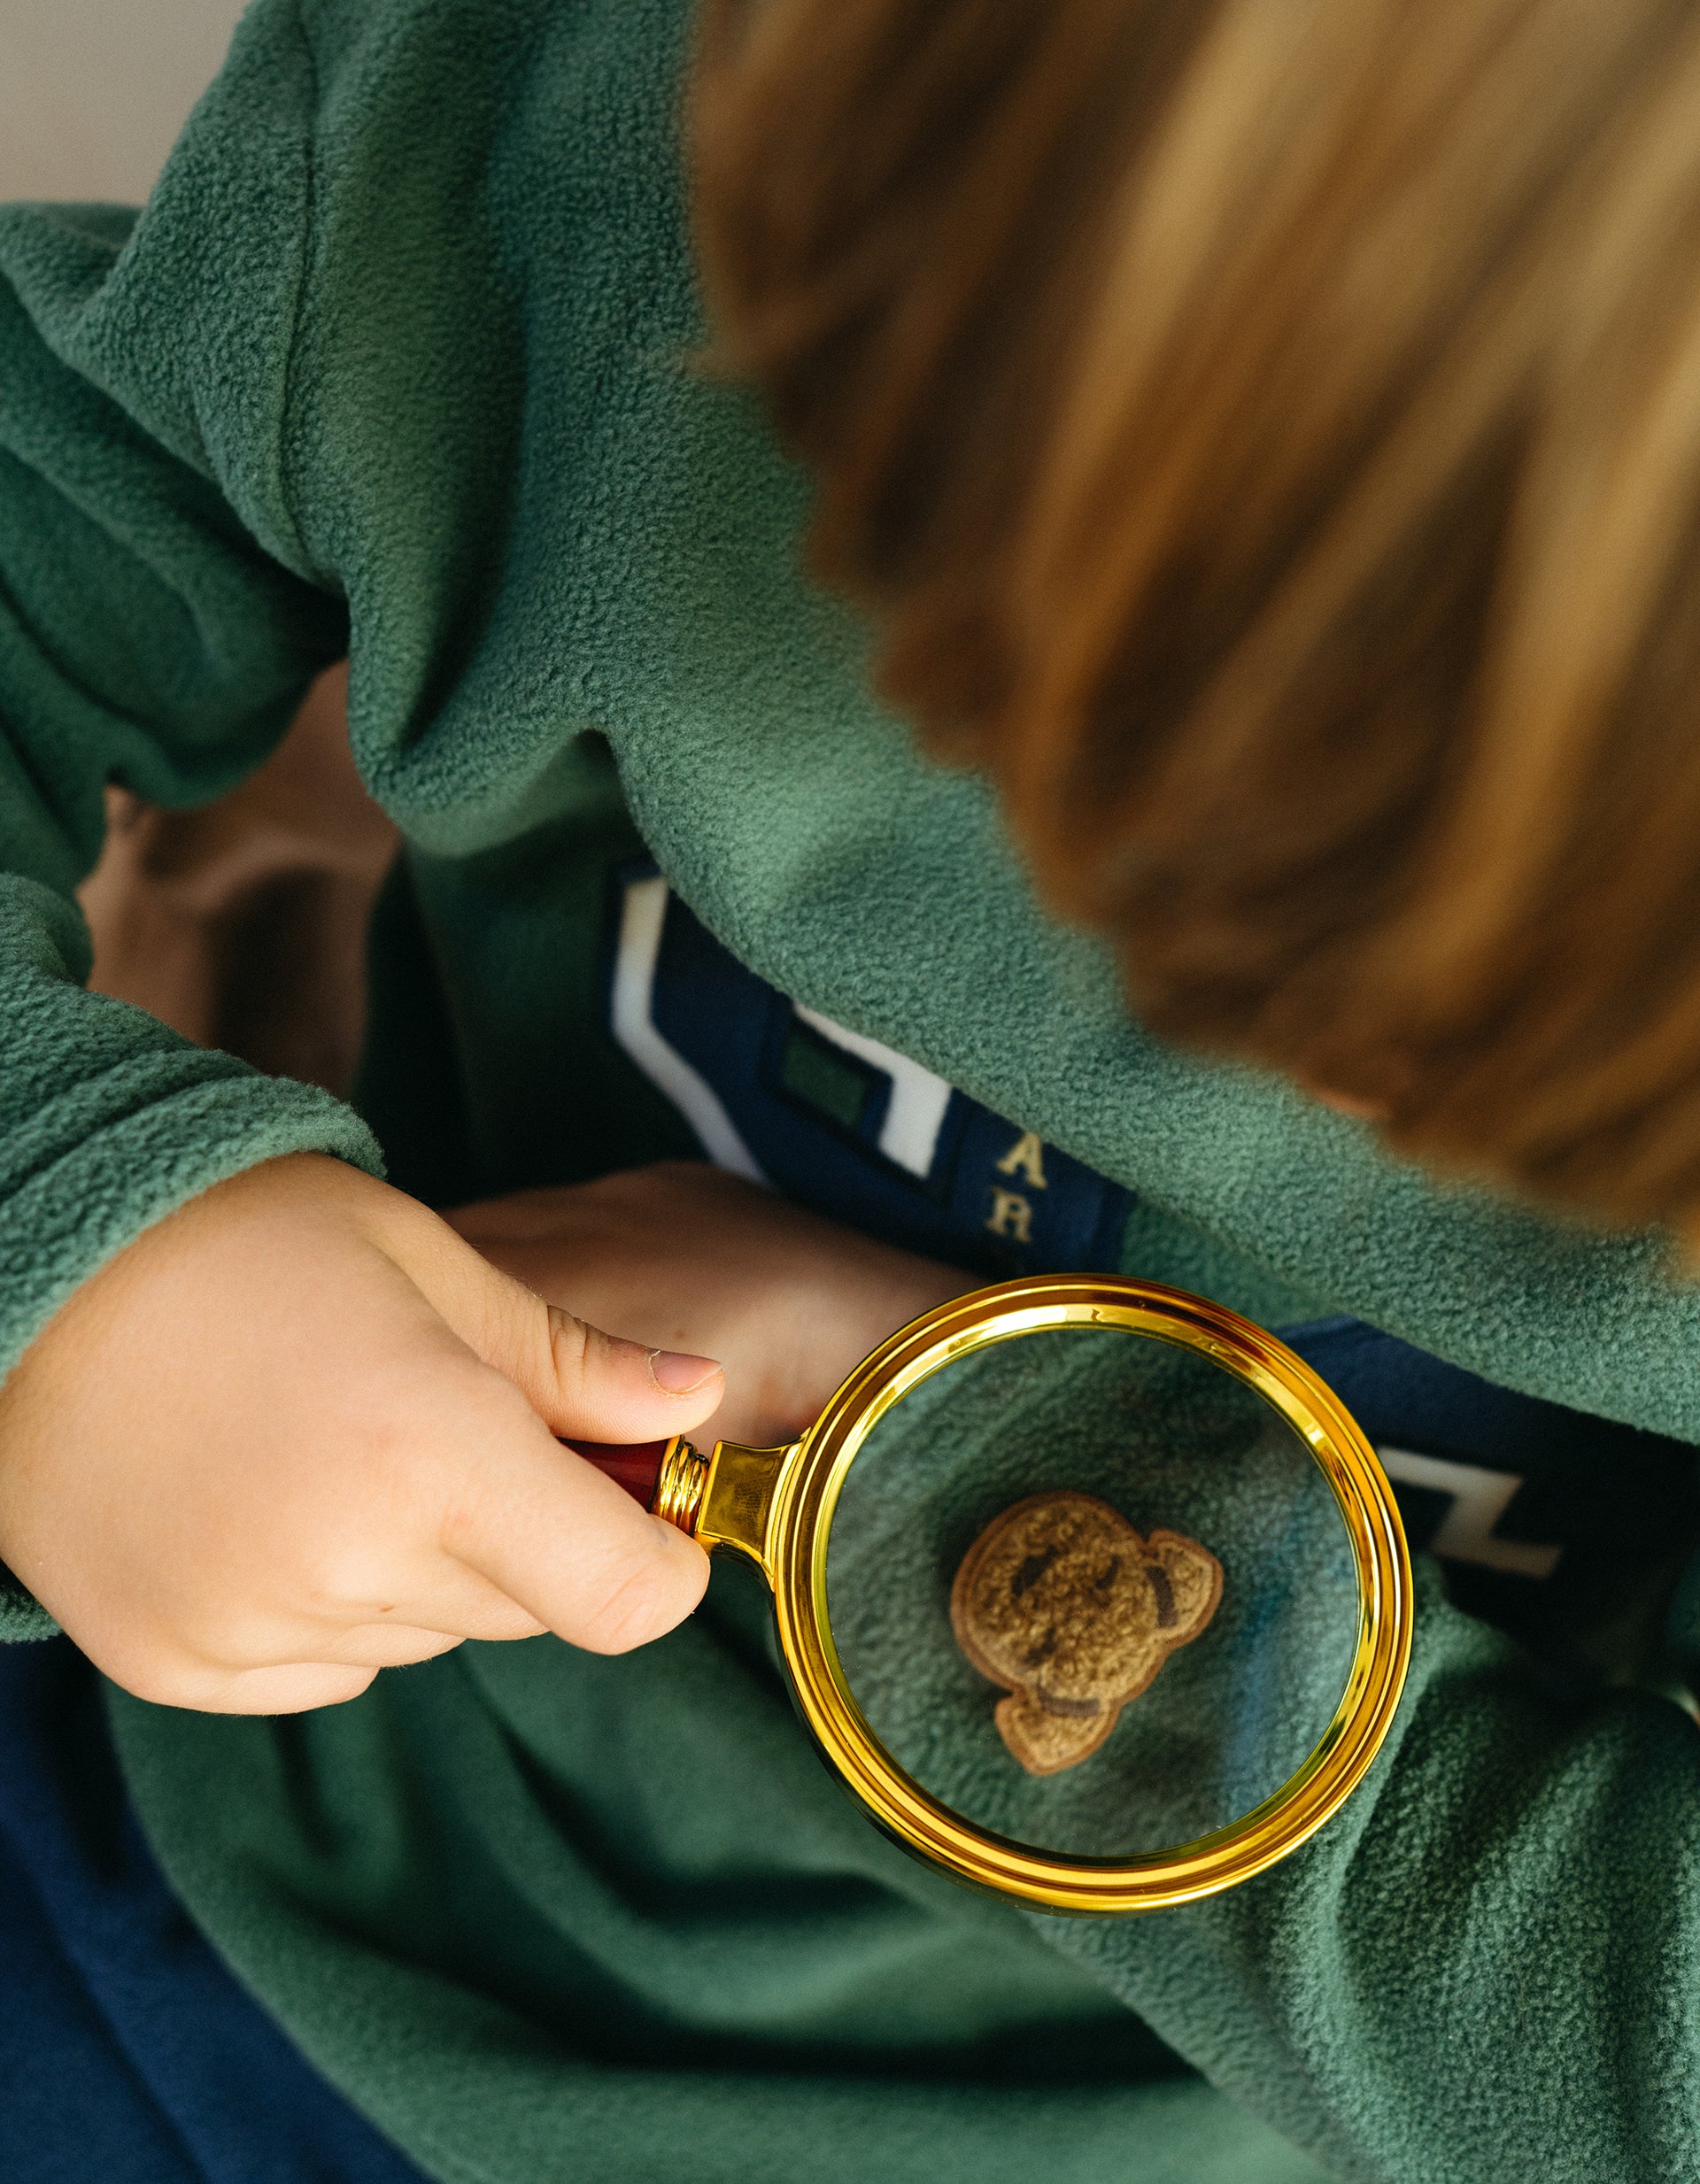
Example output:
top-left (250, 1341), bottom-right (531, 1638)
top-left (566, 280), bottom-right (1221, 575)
top-left (4, 2), bottom-right (1700, 2179)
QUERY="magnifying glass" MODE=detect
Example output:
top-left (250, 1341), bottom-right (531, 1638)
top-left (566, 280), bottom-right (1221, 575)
top-left (580, 1276), bottom-right (1411, 1915)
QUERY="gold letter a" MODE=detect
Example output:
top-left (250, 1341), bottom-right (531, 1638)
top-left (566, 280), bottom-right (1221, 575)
top-left (995, 1131), bottom-right (1048, 1190)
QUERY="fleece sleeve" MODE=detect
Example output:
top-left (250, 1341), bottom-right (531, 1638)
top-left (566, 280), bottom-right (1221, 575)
top-left (0, 18), bottom-right (385, 1637)
top-left (1036, 1557), bottom-right (1700, 2184)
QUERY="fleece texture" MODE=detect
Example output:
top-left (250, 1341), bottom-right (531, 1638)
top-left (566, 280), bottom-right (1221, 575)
top-left (2, 1), bottom-right (1699, 2179)
top-left (827, 1331), bottom-right (1356, 1859)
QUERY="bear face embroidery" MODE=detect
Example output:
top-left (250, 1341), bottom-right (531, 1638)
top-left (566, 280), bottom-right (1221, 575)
top-left (949, 1491), bottom-right (1224, 1776)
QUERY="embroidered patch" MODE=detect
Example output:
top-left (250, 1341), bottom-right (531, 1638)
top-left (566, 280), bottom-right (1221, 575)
top-left (950, 1493), bottom-right (1224, 1776)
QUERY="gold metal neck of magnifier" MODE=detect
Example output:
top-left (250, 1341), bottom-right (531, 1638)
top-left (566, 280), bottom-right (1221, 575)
top-left (649, 1435), bottom-right (793, 1577)
top-left (623, 1274), bottom-right (1413, 1918)
top-left (650, 1437), bottom-right (712, 1536)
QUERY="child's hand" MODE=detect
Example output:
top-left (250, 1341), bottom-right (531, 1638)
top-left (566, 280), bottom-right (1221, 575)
top-left (0, 1154), bottom-right (722, 1714)
top-left (448, 1163), bottom-right (970, 1449)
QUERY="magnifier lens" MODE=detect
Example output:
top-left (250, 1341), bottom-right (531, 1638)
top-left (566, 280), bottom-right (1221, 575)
top-left (823, 1324), bottom-right (1357, 1863)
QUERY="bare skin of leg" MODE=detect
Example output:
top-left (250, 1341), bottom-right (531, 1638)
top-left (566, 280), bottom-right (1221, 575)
top-left (76, 662), bottom-right (397, 1096)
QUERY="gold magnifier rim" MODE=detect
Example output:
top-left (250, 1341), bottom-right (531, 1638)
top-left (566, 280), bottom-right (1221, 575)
top-left (758, 1274), bottom-right (1412, 1915)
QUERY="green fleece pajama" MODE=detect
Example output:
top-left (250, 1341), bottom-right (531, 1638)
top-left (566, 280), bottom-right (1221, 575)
top-left (4, 4), bottom-right (1700, 2179)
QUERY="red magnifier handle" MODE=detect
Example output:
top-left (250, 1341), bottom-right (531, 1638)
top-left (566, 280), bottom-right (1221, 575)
top-left (564, 1436), bottom-right (717, 1539)
top-left (567, 1439), bottom-right (670, 1508)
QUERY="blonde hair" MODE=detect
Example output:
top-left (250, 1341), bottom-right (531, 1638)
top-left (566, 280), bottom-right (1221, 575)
top-left (692, 0), bottom-right (1700, 1230)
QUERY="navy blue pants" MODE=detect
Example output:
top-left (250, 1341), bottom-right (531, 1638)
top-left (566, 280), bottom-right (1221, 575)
top-left (0, 1636), bottom-right (429, 2184)
top-left (3, 1319), bottom-right (1693, 2182)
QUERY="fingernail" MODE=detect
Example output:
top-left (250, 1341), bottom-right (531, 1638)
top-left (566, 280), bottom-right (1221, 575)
top-left (648, 1347), bottom-right (721, 1394)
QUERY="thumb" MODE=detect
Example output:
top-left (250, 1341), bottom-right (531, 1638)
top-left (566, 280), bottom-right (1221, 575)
top-left (414, 1227), bottom-right (726, 1446)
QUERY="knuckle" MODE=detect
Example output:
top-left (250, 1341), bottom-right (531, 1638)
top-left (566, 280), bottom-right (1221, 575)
top-left (435, 1488), bottom-right (485, 1562)
top-left (248, 1667), bottom-right (376, 1716)
top-left (574, 1537), bottom-right (698, 1655)
top-left (546, 1306), bottom-right (593, 1387)
top-left (86, 1614), bottom-right (249, 1707)
top-left (105, 1654), bottom-right (211, 1709)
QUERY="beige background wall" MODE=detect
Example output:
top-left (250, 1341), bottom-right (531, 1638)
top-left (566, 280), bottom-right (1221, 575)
top-left (0, 0), bottom-right (247, 203)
